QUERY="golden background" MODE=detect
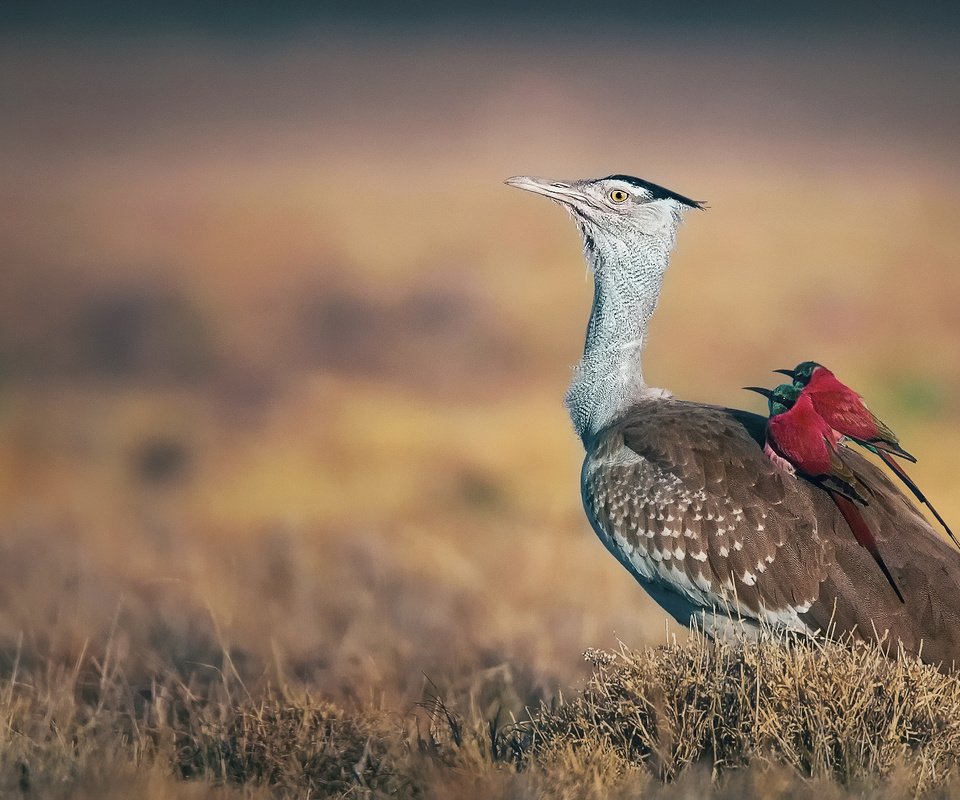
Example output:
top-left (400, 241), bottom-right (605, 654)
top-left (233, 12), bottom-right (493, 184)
top-left (1, 22), bottom-right (958, 712)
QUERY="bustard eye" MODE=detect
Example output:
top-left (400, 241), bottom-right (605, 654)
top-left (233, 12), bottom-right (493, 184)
top-left (609, 189), bottom-right (629, 204)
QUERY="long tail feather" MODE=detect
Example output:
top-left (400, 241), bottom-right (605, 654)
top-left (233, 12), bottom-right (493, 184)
top-left (861, 437), bottom-right (917, 463)
top-left (876, 450), bottom-right (960, 551)
top-left (831, 492), bottom-right (905, 603)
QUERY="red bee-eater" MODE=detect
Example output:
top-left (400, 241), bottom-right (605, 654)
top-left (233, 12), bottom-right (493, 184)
top-left (744, 383), bottom-right (905, 602)
top-left (776, 361), bottom-right (958, 551)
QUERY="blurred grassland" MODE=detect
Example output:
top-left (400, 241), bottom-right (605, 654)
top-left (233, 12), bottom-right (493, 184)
top-left (0, 30), bottom-right (959, 796)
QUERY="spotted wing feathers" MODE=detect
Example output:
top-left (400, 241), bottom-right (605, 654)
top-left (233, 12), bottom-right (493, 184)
top-left (583, 399), bottom-right (833, 628)
top-left (581, 397), bottom-right (960, 668)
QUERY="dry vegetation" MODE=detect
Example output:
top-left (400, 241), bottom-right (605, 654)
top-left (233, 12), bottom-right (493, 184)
top-left (0, 30), bottom-right (959, 798)
top-left (4, 628), bottom-right (960, 797)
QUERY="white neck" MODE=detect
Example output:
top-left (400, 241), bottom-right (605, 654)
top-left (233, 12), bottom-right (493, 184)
top-left (565, 218), bottom-right (680, 445)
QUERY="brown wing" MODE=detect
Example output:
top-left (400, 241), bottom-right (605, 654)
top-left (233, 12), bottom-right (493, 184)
top-left (799, 446), bottom-right (960, 669)
top-left (584, 396), bottom-right (960, 668)
top-left (583, 398), bottom-right (835, 628)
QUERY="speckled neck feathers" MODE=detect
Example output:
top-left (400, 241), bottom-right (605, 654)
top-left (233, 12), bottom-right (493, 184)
top-left (566, 215), bottom-right (681, 444)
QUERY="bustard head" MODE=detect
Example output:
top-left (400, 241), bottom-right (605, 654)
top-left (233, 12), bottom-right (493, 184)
top-left (505, 174), bottom-right (703, 266)
top-left (506, 174), bottom-right (704, 440)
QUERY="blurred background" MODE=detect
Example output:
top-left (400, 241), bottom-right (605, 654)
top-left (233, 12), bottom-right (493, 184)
top-left (1, 2), bottom-right (959, 711)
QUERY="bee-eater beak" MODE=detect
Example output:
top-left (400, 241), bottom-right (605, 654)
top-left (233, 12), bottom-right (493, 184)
top-left (743, 386), bottom-right (774, 399)
top-left (772, 369), bottom-right (795, 377)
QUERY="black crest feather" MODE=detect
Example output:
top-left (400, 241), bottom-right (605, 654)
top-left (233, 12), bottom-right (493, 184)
top-left (603, 175), bottom-right (705, 210)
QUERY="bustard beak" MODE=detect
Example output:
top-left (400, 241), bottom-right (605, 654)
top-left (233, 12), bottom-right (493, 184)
top-left (742, 386), bottom-right (775, 399)
top-left (772, 369), bottom-right (795, 377)
top-left (504, 175), bottom-right (589, 207)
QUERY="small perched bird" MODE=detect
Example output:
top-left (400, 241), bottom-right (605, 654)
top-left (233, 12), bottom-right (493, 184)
top-left (777, 361), bottom-right (958, 550)
top-left (743, 384), bottom-right (861, 501)
top-left (507, 172), bottom-right (960, 668)
top-left (743, 383), bottom-right (904, 602)
top-left (775, 362), bottom-right (914, 460)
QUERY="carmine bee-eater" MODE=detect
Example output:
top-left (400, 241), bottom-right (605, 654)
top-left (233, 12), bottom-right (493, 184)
top-left (776, 361), bottom-right (958, 551)
top-left (743, 383), bottom-right (905, 602)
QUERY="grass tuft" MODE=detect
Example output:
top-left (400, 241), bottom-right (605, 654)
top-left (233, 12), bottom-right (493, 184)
top-left (502, 628), bottom-right (960, 794)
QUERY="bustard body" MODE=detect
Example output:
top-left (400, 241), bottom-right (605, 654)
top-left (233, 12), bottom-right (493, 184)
top-left (507, 174), bottom-right (960, 666)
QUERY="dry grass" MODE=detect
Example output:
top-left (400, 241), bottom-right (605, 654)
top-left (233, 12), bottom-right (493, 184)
top-left (1, 29), bottom-right (960, 799)
top-left (507, 630), bottom-right (960, 792)
top-left (3, 629), bottom-right (960, 797)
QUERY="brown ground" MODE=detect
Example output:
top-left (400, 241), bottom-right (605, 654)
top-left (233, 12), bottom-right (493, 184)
top-left (0, 30), bottom-right (959, 797)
